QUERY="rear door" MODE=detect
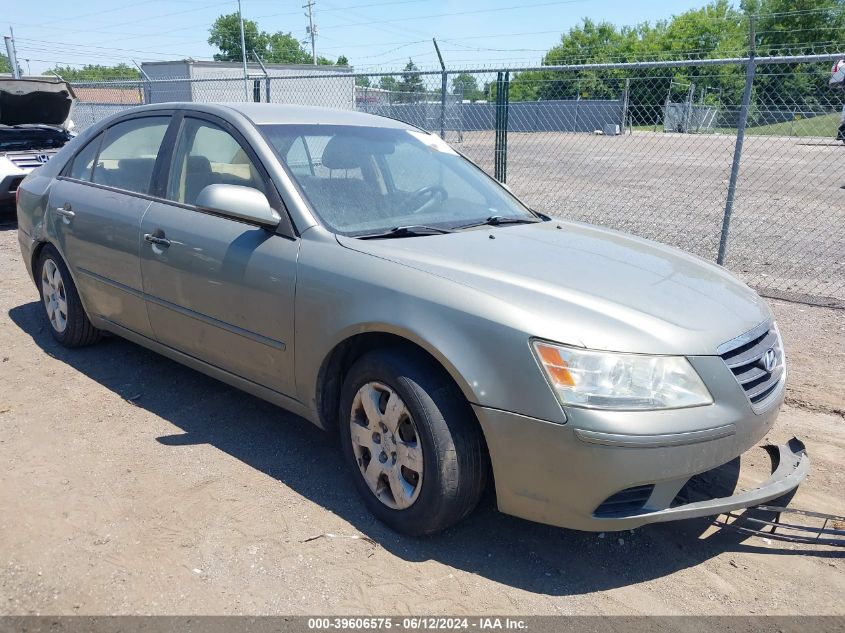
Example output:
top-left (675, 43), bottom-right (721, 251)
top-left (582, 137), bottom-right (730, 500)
top-left (139, 113), bottom-right (298, 396)
top-left (48, 114), bottom-right (171, 338)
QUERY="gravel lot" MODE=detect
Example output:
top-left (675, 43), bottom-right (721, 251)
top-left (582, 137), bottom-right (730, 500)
top-left (0, 219), bottom-right (842, 616)
top-left (458, 131), bottom-right (845, 307)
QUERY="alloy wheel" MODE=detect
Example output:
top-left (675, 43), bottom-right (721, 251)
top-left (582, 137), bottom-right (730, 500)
top-left (41, 259), bottom-right (68, 334)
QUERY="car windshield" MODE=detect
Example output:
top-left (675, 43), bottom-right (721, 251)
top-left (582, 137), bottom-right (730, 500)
top-left (260, 124), bottom-right (535, 236)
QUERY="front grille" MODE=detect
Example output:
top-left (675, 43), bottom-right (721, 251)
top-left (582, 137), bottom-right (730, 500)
top-left (719, 323), bottom-right (784, 409)
top-left (5, 150), bottom-right (57, 170)
top-left (593, 484), bottom-right (654, 517)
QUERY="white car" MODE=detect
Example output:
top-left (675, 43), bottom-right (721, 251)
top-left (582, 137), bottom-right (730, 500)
top-left (1, 78), bottom-right (75, 206)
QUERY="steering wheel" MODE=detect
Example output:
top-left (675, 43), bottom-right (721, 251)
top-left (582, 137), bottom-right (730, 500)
top-left (401, 185), bottom-right (448, 214)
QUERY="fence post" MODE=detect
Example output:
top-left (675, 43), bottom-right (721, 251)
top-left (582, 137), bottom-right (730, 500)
top-left (717, 16), bottom-right (756, 265)
top-left (494, 71), bottom-right (510, 183)
top-left (440, 71), bottom-right (448, 140)
top-left (621, 78), bottom-right (630, 133)
top-left (503, 71), bottom-right (509, 182)
top-left (432, 38), bottom-right (448, 140)
top-left (494, 73), bottom-right (502, 180)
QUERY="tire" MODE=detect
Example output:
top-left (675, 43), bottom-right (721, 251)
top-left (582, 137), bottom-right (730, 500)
top-left (37, 244), bottom-right (101, 347)
top-left (339, 348), bottom-right (487, 536)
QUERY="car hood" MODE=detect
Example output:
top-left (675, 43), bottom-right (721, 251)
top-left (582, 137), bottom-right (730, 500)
top-left (337, 220), bottom-right (771, 355)
top-left (0, 79), bottom-right (76, 127)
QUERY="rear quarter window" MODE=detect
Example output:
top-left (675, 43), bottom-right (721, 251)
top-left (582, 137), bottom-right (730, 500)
top-left (91, 117), bottom-right (169, 195)
top-left (67, 134), bottom-right (103, 182)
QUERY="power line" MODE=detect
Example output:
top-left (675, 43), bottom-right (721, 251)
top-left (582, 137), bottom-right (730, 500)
top-left (318, 0), bottom-right (431, 43)
top-left (14, 37), bottom-right (208, 60)
top-left (316, 0), bottom-right (588, 32)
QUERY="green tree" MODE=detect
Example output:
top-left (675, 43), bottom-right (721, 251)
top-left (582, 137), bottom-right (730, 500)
top-left (209, 13), bottom-right (347, 65)
top-left (44, 64), bottom-right (140, 81)
top-left (506, 1), bottom-right (750, 125)
top-left (397, 58), bottom-right (424, 102)
top-left (266, 32), bottom-right (311, 64)
top-left (336, 55), bottom-right (349, 66)
top-left (0, 53), bottom-right (11, 74)
top-left (208, 13), bottom-right (269, 61)
top-left (451, 72), bottom-right (483, 101)
top-left (743, 0), bottom-right (845, 117)
top-left (378, 75), bottom-right (398, 92)
top-left (355, 75), bottom-right (371, 87)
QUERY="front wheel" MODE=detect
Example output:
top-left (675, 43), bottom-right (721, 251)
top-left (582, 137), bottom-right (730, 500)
top-left (339, 349), bottom-right (487, 536)
top-left (37, 245), bottom-right (101, 347)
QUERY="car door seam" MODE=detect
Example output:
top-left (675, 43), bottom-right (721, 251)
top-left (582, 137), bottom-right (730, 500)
top-left (144, 293), bottom-right (286, 351)
top-left (78, 267), bottom-right (286, 351)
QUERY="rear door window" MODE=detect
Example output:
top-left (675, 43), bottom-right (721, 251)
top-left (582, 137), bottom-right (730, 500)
top-left (92, 117), bottom-right (169, 194)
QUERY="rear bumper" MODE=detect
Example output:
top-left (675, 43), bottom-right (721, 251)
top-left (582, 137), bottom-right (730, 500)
top-left (474, 388), bottom-right (807, 531)
top-left (18, 227), bottom-right (38, 283)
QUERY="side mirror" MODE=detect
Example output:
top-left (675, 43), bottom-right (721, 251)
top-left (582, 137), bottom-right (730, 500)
top-left (195, 184), bottom-right (281, 228)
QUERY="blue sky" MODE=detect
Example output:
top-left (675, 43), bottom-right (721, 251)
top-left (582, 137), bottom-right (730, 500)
top-left (9, 0), bottom-right (709, 74)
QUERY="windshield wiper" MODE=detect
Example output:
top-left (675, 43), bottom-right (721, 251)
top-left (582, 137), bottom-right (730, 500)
top-left (356, 225), bottom-right (454, 239)
top-left (453, 215), bottom-right (542, 230)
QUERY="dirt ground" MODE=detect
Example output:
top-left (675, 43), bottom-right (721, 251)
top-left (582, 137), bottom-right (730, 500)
top-left (0, 220), bottom-right (842, 616)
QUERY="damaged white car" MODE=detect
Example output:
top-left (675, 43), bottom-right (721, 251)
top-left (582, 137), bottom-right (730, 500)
top-left (1, 78), bottom-right (76, 206)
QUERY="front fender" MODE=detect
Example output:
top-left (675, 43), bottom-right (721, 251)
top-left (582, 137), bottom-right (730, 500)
top-left (294, 230), bottom-right (567, 425)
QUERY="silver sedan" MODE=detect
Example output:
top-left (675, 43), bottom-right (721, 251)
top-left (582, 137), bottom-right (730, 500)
top-left (16, 103), bottom-right (808, 535)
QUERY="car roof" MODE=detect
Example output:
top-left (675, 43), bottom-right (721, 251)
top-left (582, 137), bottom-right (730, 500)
top-left (124, 102), bottom-right (416, 129)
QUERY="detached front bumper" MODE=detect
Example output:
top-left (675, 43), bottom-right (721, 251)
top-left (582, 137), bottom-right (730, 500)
top-left (474, 386), bottom-right (808, 531)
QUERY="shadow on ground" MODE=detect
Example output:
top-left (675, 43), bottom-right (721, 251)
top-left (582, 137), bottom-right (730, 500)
top-left (0, 207), bottom-right (17, 230)
top-left (8, 300), bottom-right (836, 597)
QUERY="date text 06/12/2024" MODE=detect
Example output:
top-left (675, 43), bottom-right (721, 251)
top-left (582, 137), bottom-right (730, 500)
top-left (307, 617), bottom-right (528, 631)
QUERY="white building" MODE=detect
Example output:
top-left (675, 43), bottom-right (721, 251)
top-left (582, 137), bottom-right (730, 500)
top-left (140, 60), bottom-right (355, 110)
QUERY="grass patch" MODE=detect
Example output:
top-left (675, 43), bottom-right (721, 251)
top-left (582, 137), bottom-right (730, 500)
top-left (744, 113), bottom-right (841, 137)
top-left (630, 112), bottom-right (842, 137)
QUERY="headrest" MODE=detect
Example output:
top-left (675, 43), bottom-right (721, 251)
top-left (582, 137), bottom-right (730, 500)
top-left (117, 157), bottom-right (155, 170)
top-left (187, 155), bottom-right (212, 173)
top-left (321, 135), bottom-right (364, 170)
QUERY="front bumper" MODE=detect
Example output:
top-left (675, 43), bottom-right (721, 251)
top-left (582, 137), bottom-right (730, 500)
top-left (474, 371), bottom-right (807, 531)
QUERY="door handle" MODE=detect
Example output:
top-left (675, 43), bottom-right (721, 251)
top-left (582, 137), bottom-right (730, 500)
top-left (55, 205), bottom-right (75, 219)
top-left (144, 233), bottom-right (171, 248)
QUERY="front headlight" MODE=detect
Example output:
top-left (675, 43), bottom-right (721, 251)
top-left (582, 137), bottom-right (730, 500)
top-left (532, 340), bottom-right (713, 410)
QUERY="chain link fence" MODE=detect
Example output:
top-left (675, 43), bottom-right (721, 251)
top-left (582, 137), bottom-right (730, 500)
top-left (68, 53), bottom-right (845, 308)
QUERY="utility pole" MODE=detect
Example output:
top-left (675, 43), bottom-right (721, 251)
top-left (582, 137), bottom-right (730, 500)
top-left (237, 0), bottom-right (249, 100)
top-left (304, 0), bottom-right (317, 65)
top-left (5, 27), bottom-right (21, 79)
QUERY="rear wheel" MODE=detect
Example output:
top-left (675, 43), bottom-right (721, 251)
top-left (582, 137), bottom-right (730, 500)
top-left (37, 245), bottom-right (101, 347)
top-left (339, 348), bottom-right (487, 536)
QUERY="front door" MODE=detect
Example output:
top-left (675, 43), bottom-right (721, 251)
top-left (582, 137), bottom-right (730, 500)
top-left (48, 115), bottom-right (171, 338)
top-left (139, 115), bottom-right (298, 396)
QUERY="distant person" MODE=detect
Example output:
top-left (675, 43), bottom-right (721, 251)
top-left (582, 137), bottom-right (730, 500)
top-left (830, 60), bottom-right (845, 143)
top-left (839, 102), bottom-right (845, 143)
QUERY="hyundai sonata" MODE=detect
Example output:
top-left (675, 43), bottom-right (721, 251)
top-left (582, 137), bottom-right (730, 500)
top-left (16, 103), bottom-right (808, 535)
